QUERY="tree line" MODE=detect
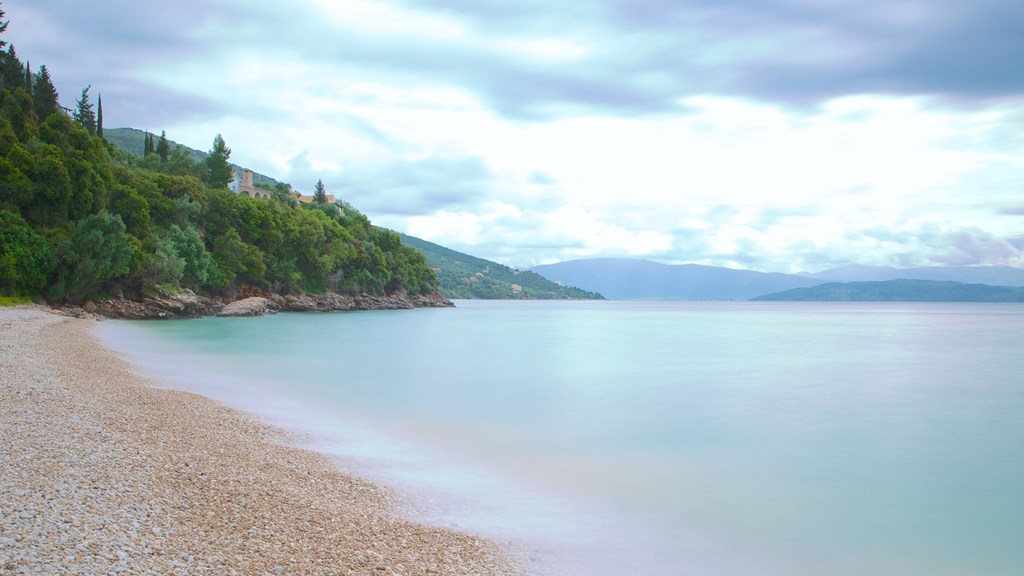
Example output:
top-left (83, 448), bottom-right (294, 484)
top-left (0, 4), bottom-right (437, 303)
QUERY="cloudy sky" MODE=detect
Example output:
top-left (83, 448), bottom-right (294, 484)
top-left (9, 0), bottom-right (1024, 271)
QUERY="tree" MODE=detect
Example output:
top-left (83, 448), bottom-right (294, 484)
top-left (313, 178), bottom-right (328, 204)
top-left (0, 209), bottom-right (53, 295)
top-left (156, 130), bottom-right (170, 162)
top-left (96, 93), bottom-right (103, 139)
top-left (32, 65), bottom-right (59, 121)
top-left (1, 45), bottom-right (22, 90)
top-left (2, 87), bottom-right (36, 142)
top-left (202, 133), bottom-right (232, 188)
top-left (50, 211), bottom-right (140, 302)
top-left (143, 131), bottom-right (153, 156)
top-left (74, 85), bottom-right (96, 135)
top-left (0, 2), bottom-right (7, 50)
top-left (167, 224), bottom-right (216, 287)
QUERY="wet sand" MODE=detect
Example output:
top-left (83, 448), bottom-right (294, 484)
top-left (0, 306), bottom-right (523, 575)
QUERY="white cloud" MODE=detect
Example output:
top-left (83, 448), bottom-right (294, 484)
top-left (19, 0), bottom-right (1020, 272)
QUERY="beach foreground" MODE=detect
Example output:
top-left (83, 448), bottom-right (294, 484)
top-left (0, 306), bottom-right (522, 576)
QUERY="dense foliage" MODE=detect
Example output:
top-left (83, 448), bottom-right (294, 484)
top-left (0, 13), bottom-right (437, 303)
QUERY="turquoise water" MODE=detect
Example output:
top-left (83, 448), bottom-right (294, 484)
top-left (99, 301), bottom-right (1024, 576)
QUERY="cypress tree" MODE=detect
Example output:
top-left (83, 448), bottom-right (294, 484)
top-left (23, 59), bottom-right (29, 95)
top-left (156, 130), bottom-right (170, 161)
top-left (0, 2), bottom-right (6, 93)
top-left (313, 179), bottom-right (328, 204)
top-left (202, 134), bottom-right (232, 188)
top-left (73, 85), bottom-right (96, 135)
top-left (96, 93), bottom-right (103, 139)
top-left (31, 65), bottom-right (59, 120)
top-left (2, 45), bottom-right (22, 90)
top-left (0, 2), bottom-right (8, 52)
top-left (144, 131), bottom-right (153, 156)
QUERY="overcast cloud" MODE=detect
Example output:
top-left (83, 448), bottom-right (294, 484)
top-left (8, 0), bottom-right (1023, 271)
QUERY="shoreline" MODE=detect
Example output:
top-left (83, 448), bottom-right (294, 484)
top-left (0, 305), bottom-right (521, 575)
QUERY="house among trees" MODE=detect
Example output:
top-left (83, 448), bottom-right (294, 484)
top-left (231, 168), bottom-right (272, 199)
top-left (230, 168), bottom-right (338, 205)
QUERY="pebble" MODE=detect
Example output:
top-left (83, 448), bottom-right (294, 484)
top-left (0, 306), bottom-right (524, 576)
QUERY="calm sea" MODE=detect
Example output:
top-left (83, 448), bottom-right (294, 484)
top-left (98, 301), bottom-right (1024, 576)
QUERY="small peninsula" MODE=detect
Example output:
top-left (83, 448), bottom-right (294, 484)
top-left (751, 279), bottom-right (1024, 302)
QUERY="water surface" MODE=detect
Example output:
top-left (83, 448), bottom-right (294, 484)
top-left (99, 301), bottom-right (1024, 576)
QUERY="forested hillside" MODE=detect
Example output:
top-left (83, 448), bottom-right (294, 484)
top-left (398, 233), bottom-right (603, 299)
top-left (0, 8), bottom-right (436, 305)
top-left (104, 127), bottom-right (281, 189)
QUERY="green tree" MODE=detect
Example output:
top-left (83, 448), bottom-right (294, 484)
top-left (73, 85), bottom-right (96, 135)
top-left (96, 93), bottom-right (103, 139)
top-left (140, 233), bottom-right (184, 287)
top-left (143, 131), bottom-right (153, 156)
top-left (167, 224), bottom-right (216, 287)
top-left (32, 65), bottom-right (59, 121)
top-left (202, 133), bottom-right (232, 188)
top-left (0, 45), bottom-right (20, 91)
top-left (0, 2), bottom-right (8, 52)
top-left (0, 141), bottom-right (33, 209)
top-left (1, 87), bottom-right (35, 141)
top-left (165, 145), bottom-right (196, 176)
top-left (313, 178), bottom-right (328, 204)
top-left (0, 209), bottom-right (53, 295)
top-left (156, 130), bottom-right (170, 162)
top-left (50, 211), bottom-right (140, 302)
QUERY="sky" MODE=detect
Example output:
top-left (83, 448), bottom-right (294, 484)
top-left (8, 0), bottom-right (1024, 272)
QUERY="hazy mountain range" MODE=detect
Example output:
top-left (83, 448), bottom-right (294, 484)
top-left (532, 258), bottom-right (1024, 300)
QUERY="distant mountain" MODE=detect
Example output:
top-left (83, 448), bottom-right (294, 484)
top-left (806, 264), bottom-right (1024, 286)
top-left (531, 258), bottom-right (820, 300)
top-left (531, 258), bottom-right (1024, 300)
top-left (398, 234), bottom-right (604, 300)
top-left (753, 279), bottom-right (1024, 302)
top-left (104, 128), bottom-right (282, 188)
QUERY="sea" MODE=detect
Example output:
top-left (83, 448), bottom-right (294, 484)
top-left (97, 300), bottom-right (1024, 576)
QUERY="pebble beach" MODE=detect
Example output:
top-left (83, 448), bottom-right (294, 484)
top-left (0, 306), bottom-right (523, 576)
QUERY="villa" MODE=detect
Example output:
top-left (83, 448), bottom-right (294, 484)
top-left (230, 168), bottom-right (337, 204)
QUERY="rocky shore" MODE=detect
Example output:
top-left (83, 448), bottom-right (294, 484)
top-left (0, 306), bottom-right (521, 575)
top-left (56, 288), bottom-right (454, 320)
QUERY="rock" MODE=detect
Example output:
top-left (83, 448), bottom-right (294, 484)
top-left (217, 297), bottom-right (277, 317)
top-left (86, 288), bottom-right (222, 320)
top-left (55, 287), bottom-right (452, 319)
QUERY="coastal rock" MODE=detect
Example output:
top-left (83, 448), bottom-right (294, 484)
top-left (89, 289), bottom-right (221, 320)
top-left (217, 297), bottom-right (278, 317)
top-left (66, 287), bottom-right (452, 319)
top-left (271, 290), bottom-right (454, 312)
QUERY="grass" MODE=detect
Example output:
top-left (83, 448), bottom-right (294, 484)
top-left (0, 295), bottom-right (34, 306)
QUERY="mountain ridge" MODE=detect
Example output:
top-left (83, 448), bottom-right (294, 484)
top-left (399, 234), bottom-right (603, 300)
top-left (532, 258), bottom-right (1024, 300)
top-left (753, 279), bottom-right (1024, 302)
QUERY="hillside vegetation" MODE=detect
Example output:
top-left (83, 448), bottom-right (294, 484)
top-left (104, 127), bottom-right (281, 189)
top-left (399, 234), bottom-right (603, 299)
top-left (0, 13), bottom-right (436, 304)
